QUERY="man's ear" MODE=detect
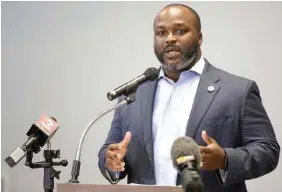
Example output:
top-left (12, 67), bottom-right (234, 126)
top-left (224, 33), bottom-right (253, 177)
top-left (198, 32), bottom-right (203, 46)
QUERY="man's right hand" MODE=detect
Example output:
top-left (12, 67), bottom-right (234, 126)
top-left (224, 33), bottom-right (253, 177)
top-left (106, 131), bottom-right (131, 171)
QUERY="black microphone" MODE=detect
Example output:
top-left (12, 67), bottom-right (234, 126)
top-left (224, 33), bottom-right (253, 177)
top-left (171, 136), bottom-right (204, 192)
top-left (107, 67), bottom-right (159, 101)
top-left (5, 115), bottom-right (60, 168)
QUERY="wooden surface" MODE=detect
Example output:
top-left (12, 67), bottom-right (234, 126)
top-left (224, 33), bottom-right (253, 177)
top-left (57, 183), bottom-right (183, 192)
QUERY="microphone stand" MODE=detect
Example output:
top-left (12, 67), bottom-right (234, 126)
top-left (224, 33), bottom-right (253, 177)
top-left (25, 141), bottom-right (68, 192)
top-left (69, 92), bottom-right (136, 183)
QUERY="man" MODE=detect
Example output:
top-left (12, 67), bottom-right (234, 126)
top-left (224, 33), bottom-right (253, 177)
top-left (98, 3), bottom-right (280, 192)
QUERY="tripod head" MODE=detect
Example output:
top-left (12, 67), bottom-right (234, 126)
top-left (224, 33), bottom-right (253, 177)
top-left (25, 142), bottom-right (68, 192)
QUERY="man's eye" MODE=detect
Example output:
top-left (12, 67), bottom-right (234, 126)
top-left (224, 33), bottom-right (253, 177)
top-left (157, 31), bottom-right (165, 36)
top-left (176, 29), bottom-right (185, 35)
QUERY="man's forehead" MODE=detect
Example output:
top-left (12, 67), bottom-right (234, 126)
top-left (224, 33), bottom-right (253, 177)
top-left (154, 6), bottom-right (195, 26)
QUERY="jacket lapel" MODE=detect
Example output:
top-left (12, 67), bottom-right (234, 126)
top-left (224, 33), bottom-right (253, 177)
top-left (186, 60), bottom-right (221, 138)
top-left (140, 80), bottom-right (158, 169)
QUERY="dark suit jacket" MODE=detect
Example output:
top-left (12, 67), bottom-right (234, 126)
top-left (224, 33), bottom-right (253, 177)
top-left (98, 60), bottom-right (280, 192)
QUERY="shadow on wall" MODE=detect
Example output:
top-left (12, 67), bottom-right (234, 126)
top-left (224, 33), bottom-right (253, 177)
top-left (2, 172), bottom-right (10, 192)
top-left (2, 176), bottom-right (4, 192)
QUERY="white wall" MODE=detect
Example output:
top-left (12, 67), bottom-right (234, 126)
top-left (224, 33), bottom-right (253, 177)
top-left (1, 2), bottom-right (282, 192)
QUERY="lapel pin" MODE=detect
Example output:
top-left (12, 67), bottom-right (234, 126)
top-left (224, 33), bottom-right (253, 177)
top-left (207, 85), bottom-right (215, 92)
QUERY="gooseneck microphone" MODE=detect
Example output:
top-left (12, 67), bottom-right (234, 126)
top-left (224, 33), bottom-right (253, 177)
top-left (107, 67), bottom-right (159, 101)
top-left (171, 136), bottom-right (204, 192)
top-left (70, 67), bottom-right (159, 183)
top-left (5, 115), bottom-right (60, 168)
top-left (69, 95), bottom-right (136, 183)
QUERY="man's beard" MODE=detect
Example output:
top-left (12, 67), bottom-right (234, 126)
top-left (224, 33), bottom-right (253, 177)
top-left (155, 42), bottom-right (199, 71)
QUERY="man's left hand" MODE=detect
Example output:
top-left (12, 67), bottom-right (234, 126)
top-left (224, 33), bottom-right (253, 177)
top-left (199, 130), bottom-right (226, 171)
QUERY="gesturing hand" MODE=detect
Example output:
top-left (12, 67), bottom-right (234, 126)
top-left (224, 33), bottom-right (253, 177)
top-left (106, 131), bottom-right (131, 171)
top-left (199, 130), bottom-right (226, 171)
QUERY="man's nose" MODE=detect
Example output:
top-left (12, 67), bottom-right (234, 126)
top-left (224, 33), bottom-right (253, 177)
top-left (165, 32), bottom-right (177, 44)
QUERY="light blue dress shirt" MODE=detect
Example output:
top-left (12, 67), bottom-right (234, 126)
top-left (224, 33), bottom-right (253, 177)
top-left (152, 56), bottom-right (205, 185)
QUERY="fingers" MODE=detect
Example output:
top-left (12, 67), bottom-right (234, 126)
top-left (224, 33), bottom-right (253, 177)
top-left (201, 153), bottom-right (210, 160)
top-left (106, 157), bottom-right (126, 171)
top-left (202, 130), bottom-right (213, 145)
top-left (106, 132), bottom-right (131, 171)
top-left (108, 143), bottom-right (120, 151)
top-left (199, 147), bottom-right (212, 170)
top-left (106, 150), bottom-right (121, 160)
top-left (199, 146), bottom-right (212, 154)
top-left (200, 161), bottom-right (209, 170)
top-left (119, 131), bottom-right (131, 149)
top-left (106, 149), bottom-right (125, 171)
top-left (200, 153), bottom-right (210, 170)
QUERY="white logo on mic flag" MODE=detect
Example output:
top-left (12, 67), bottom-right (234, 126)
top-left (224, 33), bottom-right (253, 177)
top-left (41, 118), bottom-right (54, 131)
top-left (35, 115), bottom-right (59, 136)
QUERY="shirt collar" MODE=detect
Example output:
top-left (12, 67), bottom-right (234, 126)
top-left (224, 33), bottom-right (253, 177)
top-left (158, 55), bottom-right (205, 79)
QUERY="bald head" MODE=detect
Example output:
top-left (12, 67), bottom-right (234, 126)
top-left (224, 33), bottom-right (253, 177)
top-left (154, 4), bottom-right (201, 33)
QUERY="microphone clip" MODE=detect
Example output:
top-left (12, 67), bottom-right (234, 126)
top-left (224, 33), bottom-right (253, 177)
top-left (124, 92), bottom-right (136, 105)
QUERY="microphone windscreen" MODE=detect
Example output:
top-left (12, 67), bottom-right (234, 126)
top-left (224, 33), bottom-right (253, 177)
top-left (171, 136), bottom-right (202, 170)
top-left (144, 67), bottom-right (159, 80)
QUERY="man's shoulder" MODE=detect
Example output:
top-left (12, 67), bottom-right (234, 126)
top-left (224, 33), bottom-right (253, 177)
top-left (218, 67), bottom-right (251, 83)
top-left (204, 60), bottom-right (257, 98)
top-left (206, 60), bottom-right (253, 86)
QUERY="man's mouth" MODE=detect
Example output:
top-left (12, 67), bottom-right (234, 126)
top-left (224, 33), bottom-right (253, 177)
top-left (165, 51), bottom-right (181, 57)
top-left (164, 46), bottom-right (182, 58)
